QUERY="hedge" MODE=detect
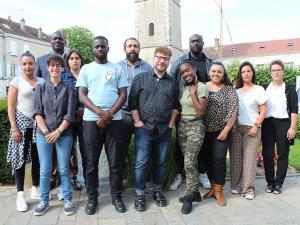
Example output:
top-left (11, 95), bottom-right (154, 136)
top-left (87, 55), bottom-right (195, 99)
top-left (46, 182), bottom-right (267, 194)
top-left (0, 98), bottom-right (14, 184)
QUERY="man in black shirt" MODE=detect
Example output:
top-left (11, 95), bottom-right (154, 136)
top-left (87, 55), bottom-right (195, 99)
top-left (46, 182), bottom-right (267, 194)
top-left (169, 34), bottom-right (213, 191)
top-left (129, 46), bottom-right (178, 212)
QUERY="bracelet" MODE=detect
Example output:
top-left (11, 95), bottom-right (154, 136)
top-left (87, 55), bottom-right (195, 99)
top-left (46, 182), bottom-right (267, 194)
top-left (56, 128), bottom-right (62, 135)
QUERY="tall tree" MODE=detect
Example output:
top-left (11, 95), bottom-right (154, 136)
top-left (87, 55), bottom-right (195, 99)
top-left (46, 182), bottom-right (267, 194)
top-left (60, 26), bottom-right (94, 64)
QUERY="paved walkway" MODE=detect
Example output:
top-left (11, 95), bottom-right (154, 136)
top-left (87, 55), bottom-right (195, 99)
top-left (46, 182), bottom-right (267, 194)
top-left (1, 175), bottom-right (300, 225)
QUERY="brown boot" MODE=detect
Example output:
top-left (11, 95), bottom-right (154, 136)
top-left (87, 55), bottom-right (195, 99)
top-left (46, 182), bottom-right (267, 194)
top-left (214, 184), bottom-right (226, 206)
top-left (203, 181), bottom-right (215, 199)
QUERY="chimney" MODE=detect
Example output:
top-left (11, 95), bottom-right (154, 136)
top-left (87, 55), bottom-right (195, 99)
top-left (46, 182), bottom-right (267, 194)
top-left (38, 27), bottom-right (42, 38)
top-left (8, 16), bottom-right (12, 21)
top-left (214, 38), bottom-right (220, 49)
top-left (20, 18), bottom-right (25, 31)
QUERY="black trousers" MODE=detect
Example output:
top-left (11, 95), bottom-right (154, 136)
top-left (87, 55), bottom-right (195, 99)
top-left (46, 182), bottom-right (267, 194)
top-left (202, 131), bottom-right (230, 185)
top-left (83, 120), bottom-right (126, 200)
top-left (262, 117), bottom-right (291, 187)
top-left (15, 128), bottom-right (40, 191)
top-left (173, 120), bottom-right (207, 175)
top-left (121, 111), bottom-right (133, 156)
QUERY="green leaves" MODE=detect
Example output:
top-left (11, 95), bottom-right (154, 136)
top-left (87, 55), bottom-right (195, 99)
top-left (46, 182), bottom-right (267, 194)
top-left (60, 26), bottom-right (94, 65)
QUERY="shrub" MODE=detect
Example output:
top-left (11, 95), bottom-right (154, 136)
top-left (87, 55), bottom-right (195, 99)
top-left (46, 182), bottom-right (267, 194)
top-left (0, 98), bottom-right (14, 184)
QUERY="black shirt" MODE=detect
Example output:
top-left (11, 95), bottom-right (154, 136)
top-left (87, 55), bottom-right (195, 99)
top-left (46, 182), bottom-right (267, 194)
top-left (129, 70), bottom-right (179, 136)
top-left (189, 53), bottom-right (209, 83)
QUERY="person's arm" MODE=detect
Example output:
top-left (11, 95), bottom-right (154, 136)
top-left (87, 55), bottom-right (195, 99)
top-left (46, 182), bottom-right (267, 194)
top-left (96, 87), bottom-right (127, 128)
top-left (129, 75), bottom-right (144, 127)
top-left (287, 113), bottom-right (298, 140)
top-left (131, 109), bottom-right (144, 128)
top-left (34, 84), bottom-right (49, 135)
top-left (34, 57), bottom-right (42, 78)
top-left (188, 84), bottom-right (208, 117)
top-left (248, 103), bottom-right (267, 137)
top-left (218, 87), bottom-right (238, 141)
top-left (7, 85), bottom-right (21, 142)
top-left (168, 109), bottom-right (178, 128)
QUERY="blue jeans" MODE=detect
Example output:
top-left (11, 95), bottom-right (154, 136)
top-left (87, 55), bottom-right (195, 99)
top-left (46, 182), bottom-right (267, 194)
top-left (36, 133), bottom-right (73, 203)
top-left (134, 127), bottom-right (172, 193)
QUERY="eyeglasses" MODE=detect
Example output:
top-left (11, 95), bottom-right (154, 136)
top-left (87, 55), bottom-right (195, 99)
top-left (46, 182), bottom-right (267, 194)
top-left (49, 64), bottom-right (62, 68)
top-left (154, 55), bottom-right (170, 61)
top-left (271, 69), bottom-right (283, 73)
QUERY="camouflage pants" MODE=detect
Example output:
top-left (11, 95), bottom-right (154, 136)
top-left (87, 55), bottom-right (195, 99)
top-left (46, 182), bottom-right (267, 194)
top-left (178, 118), bottom-right (205, 193)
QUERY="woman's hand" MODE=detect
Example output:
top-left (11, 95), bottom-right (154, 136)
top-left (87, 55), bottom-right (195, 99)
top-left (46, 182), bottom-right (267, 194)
top-left (287, 127), bottom-right (296, 140)
top-left (188, 84), bottom-right (198, 96)
top-left (45, 130), bottom-right (60, 144)
top-left (217, 128), bottom-right (229, 141)
top-left (248, 126), bottom-right (258, 137)
top-left (134, 120), bottom-right (144, 128)
top-left (12, 129), bottom-right (21, 143)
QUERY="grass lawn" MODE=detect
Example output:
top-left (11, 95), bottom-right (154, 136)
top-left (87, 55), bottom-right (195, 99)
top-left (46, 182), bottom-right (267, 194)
top-left (289, 138), bottom-right (300, 171)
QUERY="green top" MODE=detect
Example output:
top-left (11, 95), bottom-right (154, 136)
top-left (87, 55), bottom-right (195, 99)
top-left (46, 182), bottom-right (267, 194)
top-left (180, 82), bottom-right (208, 119)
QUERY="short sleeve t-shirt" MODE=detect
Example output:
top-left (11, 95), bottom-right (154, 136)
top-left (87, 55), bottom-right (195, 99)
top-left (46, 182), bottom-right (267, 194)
top-left (237, 85), bottom-right (267, 126)
top-left (76, 61), bottom-right (129, 121)
top-left (10, 76), bottom-right (45, 119)
top-left (180, 82), bottom-right (208, 119)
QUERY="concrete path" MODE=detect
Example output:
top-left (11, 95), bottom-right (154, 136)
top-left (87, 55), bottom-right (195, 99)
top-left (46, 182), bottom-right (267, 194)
top-left (1, 175), bottom-right (300, 225)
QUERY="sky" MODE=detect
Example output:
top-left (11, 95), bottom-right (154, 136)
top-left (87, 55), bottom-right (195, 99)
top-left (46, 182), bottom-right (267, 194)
top-left (1, 0), bottom-right (300, 62)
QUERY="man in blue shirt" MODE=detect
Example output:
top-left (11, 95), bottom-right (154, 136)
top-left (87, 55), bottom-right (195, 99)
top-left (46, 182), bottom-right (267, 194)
top-left (76, 36), bottom-right (128, 215)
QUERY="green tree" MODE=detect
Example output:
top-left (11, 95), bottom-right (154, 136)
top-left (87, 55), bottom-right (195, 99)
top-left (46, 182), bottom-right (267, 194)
top-left (60, 26), bottom-right (94, 64)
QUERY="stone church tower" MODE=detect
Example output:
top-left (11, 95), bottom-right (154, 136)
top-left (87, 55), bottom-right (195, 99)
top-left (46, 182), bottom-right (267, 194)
top-left (135, 0), bottom-right (183, 65)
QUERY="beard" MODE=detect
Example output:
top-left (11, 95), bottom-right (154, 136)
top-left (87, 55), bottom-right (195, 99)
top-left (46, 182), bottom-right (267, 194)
top-left (190, 46), bottom-right (203, 56)
top-left (126, 52), bottom-right (139, 63)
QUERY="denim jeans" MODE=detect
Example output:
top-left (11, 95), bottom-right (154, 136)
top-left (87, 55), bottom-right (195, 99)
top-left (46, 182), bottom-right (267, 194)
top-left (36, 133), bottom-right (73, 203)
top-left (134, 127), bottom-right (172, 193)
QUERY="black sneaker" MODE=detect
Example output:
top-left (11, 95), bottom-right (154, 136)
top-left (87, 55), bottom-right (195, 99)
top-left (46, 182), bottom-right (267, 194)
top-left (273, 186), bottom-right (282, 195)
top-left (134, 193), bottom-right (146, 212)
top-left (85, 198), bottom-right (97, 215)
top-left (265, 184), bottom-right (274, 193)
top-left (153, 191), bottom-right (167, 207)
top-left (34, 201), bottom-right (49, 216)
top-left (112, 197), bottom-right (126, 213)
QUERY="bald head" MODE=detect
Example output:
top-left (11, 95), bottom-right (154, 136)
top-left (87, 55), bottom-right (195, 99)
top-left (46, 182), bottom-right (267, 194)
top-left (189, 34), bottom-right (204, 56)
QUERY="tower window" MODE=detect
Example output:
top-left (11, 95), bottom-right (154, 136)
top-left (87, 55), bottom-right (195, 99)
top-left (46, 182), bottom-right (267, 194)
top-left (149, 23), bottom-right (154, 36)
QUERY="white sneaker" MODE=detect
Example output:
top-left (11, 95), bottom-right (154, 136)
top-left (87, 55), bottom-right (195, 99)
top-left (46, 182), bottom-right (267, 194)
top-left (169, 174), bottom-right (182, 191)
top-left (199, 173), bottom-right (211, 189)
top-left (31, 186), bottom-right (40, 200)
top-left (245, 193), bottom-right (255, 200)
top-left (57, 186), bottom-right (64, 201)
top-left (16, 191), bottom-right (28, 212)
top-left (231, 189), bottom-right (240, 194)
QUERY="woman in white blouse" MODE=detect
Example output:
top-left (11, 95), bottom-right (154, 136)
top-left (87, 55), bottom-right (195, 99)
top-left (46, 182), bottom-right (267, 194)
top-left (230, 61), bottom-right (267, 200)
top-left (7, 52), bottom-right (45, 212)
top-left (262, 60), bottom-right (298, 195)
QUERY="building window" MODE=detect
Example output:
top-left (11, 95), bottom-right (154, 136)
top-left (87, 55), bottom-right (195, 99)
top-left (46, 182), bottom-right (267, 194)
top-left (149, 23), bottom-right (154, 36)
top-left (10, 41), bottom-right (18, 56)
top-left (6, 64), bottom-right (17, 77)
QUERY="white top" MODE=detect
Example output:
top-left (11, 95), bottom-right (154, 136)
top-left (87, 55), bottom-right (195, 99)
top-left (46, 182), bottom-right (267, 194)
top-left (237, 85), bottom-right (267, 126)
top-left (10, 76), bottom-right (45, 119)
top-left (265, 82), bottom-right (289, 118)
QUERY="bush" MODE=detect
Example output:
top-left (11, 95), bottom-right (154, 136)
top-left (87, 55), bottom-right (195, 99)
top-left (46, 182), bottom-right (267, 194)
top-left (0, 98), bottom-right (14, 184)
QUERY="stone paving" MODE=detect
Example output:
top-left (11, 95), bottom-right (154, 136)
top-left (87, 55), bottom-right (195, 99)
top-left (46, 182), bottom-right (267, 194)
top-left (1, 175), bottom-right (300, 225)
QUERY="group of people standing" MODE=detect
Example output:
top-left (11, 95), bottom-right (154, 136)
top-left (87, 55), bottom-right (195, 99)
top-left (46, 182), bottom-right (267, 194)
top-left (7, 31), bottom-right (298, 217)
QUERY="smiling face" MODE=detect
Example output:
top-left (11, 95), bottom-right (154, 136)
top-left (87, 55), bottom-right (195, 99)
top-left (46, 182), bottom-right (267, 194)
top-left (180, 63), bottom-right (197, 85)
top-left (21, 56), bottom-right (35, 77)
top-left (209, 64), bottom-right (225, 85)
top-left (153, 53), bottom-right (170, 74)
top-left (47, 59), bottom-right (63, 78)
top-left (51, 31), bottom-right (65, 53)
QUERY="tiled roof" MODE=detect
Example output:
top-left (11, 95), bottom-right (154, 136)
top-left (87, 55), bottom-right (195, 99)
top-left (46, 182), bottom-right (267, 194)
top-left (0, 17), bottom-right (50, 42)
top-left (203, 38), bottom-right (300, 59)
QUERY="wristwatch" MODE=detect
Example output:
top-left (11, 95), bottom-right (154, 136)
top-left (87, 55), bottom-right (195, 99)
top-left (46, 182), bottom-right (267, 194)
top-left (44, 130), bottom-right (50, 136)
top-left (254, 123), bottom-right (261, 128)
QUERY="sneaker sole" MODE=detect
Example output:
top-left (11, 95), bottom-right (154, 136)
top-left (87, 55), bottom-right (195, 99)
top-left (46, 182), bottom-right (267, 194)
top-left (134, 205), bottom-right (146, 212)
top-left (64, 210), bottom-right (75, 216)
top-left (34, 205), bottom-right (50, 216)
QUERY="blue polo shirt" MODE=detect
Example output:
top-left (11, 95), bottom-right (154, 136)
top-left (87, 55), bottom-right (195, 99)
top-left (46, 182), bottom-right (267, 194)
top-left (76, 61), bottom-right (129, 121)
